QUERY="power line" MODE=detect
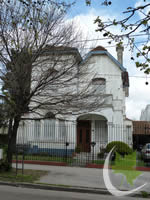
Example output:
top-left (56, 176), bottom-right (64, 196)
top-left (81, 40), bottom-right (148, 50)
top-left (74, 34), bottom-right (149, 43)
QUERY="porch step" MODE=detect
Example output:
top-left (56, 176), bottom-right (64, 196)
top-left (73, 152), bottom-right (97, 161)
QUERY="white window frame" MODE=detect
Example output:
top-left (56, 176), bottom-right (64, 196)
top-left (92, 78), bottom-right (106, 94)
top-left (43, 119), bottom-right (55, 140)
top-left (58, 120), bottom-right (67, 141)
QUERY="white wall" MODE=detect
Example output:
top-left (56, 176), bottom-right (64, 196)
top-left (78, 54), bottom-right (127, 125)
top-left (17, 120), bottom-right (76, 150)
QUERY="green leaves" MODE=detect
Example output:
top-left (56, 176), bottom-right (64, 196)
top-left (142, 20), bottom-right (148, 25)
top-left (86, 0), bottom-right (91, 6)
top-left (113, 19), bottom-right (118, 25)
top-left (112, 152), bottom-right (141, 186)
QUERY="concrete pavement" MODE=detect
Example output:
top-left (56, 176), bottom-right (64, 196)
top-left (12, 163), bottom-right (150, 196)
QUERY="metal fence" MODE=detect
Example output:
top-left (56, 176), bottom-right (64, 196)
top-left (11, 121), bottom-right (141, 167)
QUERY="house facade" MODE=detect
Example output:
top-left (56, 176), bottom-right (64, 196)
top-left (17, 45), bottom-right (132, 156)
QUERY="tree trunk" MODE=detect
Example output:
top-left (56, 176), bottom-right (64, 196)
top-left (7, 116), bottom-right (21, 168)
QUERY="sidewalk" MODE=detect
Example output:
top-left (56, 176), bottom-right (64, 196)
top-left (12, 163), bottom-right (150, 195)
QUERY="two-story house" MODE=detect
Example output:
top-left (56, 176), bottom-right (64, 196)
top-left (17, 45), bottom-right (132, 156)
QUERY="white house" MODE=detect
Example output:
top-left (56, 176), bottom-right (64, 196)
top-left (17, 45), bottom-right (132, 156)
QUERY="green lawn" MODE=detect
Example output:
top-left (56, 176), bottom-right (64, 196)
top-left (93, 159), bottom-right (147, 167)
top-left (12, 153), bottom-right (149, 167)
top-left (136, 160), bottom-right (147, 167)
top-left (0, 168), bottom-right (48, 183)
top-left (93, 159), bottom-right (115, 165)
top-left (92, 160), bottom-right (105, 165)
top-left (13, 154), bottom-right (73, 163)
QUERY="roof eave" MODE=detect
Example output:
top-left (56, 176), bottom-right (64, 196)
top-left (81, 50), bottom-right (126, 71)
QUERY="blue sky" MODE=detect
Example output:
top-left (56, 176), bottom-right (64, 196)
top-left (69, 0), bottom-right (136, 17)
top-left (67, 0), bottom-right (150, 120)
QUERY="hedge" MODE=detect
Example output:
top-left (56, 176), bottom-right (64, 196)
top-left (105, 141), bottom-right (133, 155)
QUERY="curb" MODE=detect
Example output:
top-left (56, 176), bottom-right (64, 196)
top-left (0, 181), bottom-right (148, 198)
top-left (0, 181), bottom-right (110, 195)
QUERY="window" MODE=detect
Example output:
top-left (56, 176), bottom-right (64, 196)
top-left (92, 78), bottom-right (106, 94)
top-left (95, 121), bottom-right (107, 144)
top-left (43, 119), bottom-right (55, 140)
top-left (58, 120), bottom-right (67, 141)
top-left (34, 120), bottom-right (41, 139)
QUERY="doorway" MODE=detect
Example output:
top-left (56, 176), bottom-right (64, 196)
top-left (77, 121), bottom-right (91, 152)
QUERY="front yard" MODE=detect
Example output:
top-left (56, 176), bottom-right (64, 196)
top-left (13, 154), bottom-right (73, 164)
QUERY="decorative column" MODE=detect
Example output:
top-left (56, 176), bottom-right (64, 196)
top-left (107, 122), bottom-right (113, 144)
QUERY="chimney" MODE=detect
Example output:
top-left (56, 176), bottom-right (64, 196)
top-left (116, 44), bottom-right (124, 65)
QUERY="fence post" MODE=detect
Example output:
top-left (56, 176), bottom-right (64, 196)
top-left (22, 146), bottom-right (24, 175)
top-left (15, 145), bottom-right (18, 176)
top-left (65, 142), bottom-right (69, 162)
top-left (90, 142), bottom-right (96, 163)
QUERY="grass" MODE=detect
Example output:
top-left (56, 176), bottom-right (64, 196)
top-left (136, 160), bottom-right (146, 167)
top-left (92, 159), bottom-right (115, 165)
top-left (0, 168), bottom-right (48, 183)
top-left (12, 153), bottom-right (150, 167)
top-left (92, 160), bottom-right (105, 165)
top-left (93, 152), bottom-right (150, 167)
top-left (13, 154), bottom-right (73, 164)
top-left (141, 191), bottom-right (149, 198)
top-left (93, 157), bottom-right (147, 167)
top-left (136, 152), bottom-right (147, 167)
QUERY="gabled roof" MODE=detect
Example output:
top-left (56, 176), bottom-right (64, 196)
top-left (82, 46), bottom-right (126, 72)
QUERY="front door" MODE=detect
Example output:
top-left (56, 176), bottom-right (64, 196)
top-left (77, 121), bottom-right (91, 152)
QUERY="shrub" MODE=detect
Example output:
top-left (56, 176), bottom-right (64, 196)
top-left (97, 152), bottom-right (104, 159)
top-left (75, 145), bottom-right (82, 153)
top-left (141, 191), bottom-right (149, 198)
top-left (0, 134), bottom-right (8, 145)
top-left (0, 144), bottom-right (8, 160)
top-left (97, 148), bottom-right (106, 159)
top-left (105, 141), bottom-right (133, 156)
top-left (0, 160), bottom-right (11, 172)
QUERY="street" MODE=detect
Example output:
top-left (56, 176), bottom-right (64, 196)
top-left (0, 185), bottom-right (146, 200)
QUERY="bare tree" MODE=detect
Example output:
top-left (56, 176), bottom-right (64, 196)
top-left (0, 0), bottom-right (106, 167)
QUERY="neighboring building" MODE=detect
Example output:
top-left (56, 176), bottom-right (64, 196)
top-left (17, 45), bottom-right (132, 156)
top-left (133, 121), bottom-right (150, 150)
top-left (140, 105), bottom-right (150, 121)
top-left (134, 105), bottom-right (150, 150)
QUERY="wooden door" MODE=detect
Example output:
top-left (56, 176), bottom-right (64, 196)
top-left (77, 121), bottom-right (91, 152)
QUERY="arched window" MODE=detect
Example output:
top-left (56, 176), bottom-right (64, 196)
top-left (34, 120), bottom-right (41, 139)
top-left (43, 112), bottom-right (56, 140)
top-left (45, 112), bottom-right (55, 119)
top-left (58, 120), bottom-right (67, 141)
top-left (43, 119), bottom-right (55, 140)
top-left (92, 78), bottom-right (106, 94)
